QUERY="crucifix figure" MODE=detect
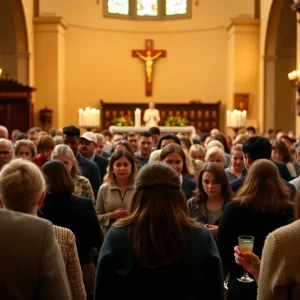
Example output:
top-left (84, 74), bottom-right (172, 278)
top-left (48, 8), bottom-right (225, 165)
top-left (132, 39), bottom-right (166, 96)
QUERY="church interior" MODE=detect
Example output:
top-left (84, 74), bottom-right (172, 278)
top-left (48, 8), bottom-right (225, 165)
top-left (0, 0), bottom-right (298, 135)
top-left (2, 1), bottom-right (300, 300)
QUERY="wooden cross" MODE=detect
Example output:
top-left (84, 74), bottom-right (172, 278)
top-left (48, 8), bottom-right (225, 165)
top-left (132, 39), bottom-right (167, 96)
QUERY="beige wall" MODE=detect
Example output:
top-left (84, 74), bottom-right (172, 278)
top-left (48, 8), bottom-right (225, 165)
top-left (34, 0), bottom-right (254, 129)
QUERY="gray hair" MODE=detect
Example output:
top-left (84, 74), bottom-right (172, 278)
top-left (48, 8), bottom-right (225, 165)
top-left (51, 144), bottom-right (81, 178)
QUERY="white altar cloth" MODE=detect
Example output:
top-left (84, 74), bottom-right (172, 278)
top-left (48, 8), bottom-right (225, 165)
top-left (109, 126), bottom-right (196, 137)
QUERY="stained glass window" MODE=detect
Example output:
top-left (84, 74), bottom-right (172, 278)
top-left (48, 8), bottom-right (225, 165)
top-left (108, 0), bottom-right (129, 15)
top-left (105, 0), bottom-right (190, 19)
top-left (166, 0), bottom-right (187, 15)
top-left (137, 0), bottom-right (158, 16)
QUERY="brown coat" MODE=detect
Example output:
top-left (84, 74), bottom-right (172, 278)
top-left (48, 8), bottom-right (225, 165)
top-left (0, 209), bottom-right (71, 300)
top-left (258, 219), bottom-right (300, 300)
top-left (54, 226), bottom-right (86, 300)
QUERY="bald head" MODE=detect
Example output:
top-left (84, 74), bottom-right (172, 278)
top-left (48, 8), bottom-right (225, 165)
top-left (0, 126), bottom-right (9, 139)
top-left (0, 139), bottom-right (14, 168)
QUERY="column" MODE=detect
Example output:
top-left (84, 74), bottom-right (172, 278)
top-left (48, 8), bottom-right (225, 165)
top-left (226, 18), bottom-right (260, 131)
top-left (34, 16), bottom-right (67, 129)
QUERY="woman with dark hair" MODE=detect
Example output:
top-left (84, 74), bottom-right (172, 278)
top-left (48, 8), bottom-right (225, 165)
top-left (272, 140), bottom-right (296, 177)
top-left (95, 150), bottom-right (137, 236)
top-left (94, 162), bottom-right (224, 300)
top-left (216, 159), bottom-right (294, 300)
top-left (159, 143), bottom-right (196, 199)
top-left (114, 140), bottom-right (142, 170)
top-left (187, 163), bottom-right (233, 237)
top-left (234, 190), bottom-right (300, 300)
top-left (156, 133), bottom-right (181, 150)
top-left (38, 160), bottom-right (103, 300)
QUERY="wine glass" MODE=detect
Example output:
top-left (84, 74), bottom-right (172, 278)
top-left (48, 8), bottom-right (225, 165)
top-left (237, 235), bottom-right (254, 283)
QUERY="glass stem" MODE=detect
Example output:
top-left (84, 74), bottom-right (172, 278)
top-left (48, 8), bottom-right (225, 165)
top-left (244, 268), bottom-right (249, 277)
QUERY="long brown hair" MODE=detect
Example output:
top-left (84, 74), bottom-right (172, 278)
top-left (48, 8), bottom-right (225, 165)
top-left (195, 162), bottom-right (233, 204)
top-left (114, 162), bottom-right (201, 267)
top-left (236, 159), bottom-right (292, 214)
top-left (42, 160), bottom-right (75, 194)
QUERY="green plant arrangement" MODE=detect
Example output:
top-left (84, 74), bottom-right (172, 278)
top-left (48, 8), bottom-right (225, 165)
top-left (164, 116), bottom-right (189, 127)
top-left (111, 116), bottom-right (134, 126)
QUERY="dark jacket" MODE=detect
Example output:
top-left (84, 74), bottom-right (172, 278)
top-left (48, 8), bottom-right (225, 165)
top-left (95, 225), bottom-right (224, 300)
top-left (273, 160), bottom-right (293, 182)
top-left (182, 176), bottom-right (197, 200)
top-left (38, 193), bottom-right (103, 265)
top-left (216, 200), bottom-right (294, 300)
top-left (77, 153), bottom-right (101, 197)
top-left (93, 154), bottom-right (109, 182)
top-left (102, 151), bottom-right (112, 159)
top-left (230, 164), bottom-right (296, 201)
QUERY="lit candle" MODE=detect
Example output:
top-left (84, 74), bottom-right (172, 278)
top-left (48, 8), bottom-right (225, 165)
top-left (135, 108), bottom-right (141, 127)
top-left (241, 110), bottom-right (247, 127)
top-left (226, 110), bottom-right (231, 127)
top-left (78, 108), bottom-right (83, 127)
top-left (96, 110), bottom-right (100, 127)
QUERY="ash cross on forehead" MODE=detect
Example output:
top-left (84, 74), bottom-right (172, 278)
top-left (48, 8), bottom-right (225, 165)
top-left (132, 39), bottom-right (167, 96)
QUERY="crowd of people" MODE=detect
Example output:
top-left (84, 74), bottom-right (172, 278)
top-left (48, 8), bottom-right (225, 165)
top-left (0, 124), bottom-right (299, 300)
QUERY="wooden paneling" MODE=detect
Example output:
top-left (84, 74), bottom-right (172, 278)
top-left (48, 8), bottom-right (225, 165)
top-left (101, 100), bottom-right (221, 133)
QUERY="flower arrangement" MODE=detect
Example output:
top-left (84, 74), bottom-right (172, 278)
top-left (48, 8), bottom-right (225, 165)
top-left (164, 116), bottom-right (189, 127)
top-left (111, 116), bottom-right (134, 126)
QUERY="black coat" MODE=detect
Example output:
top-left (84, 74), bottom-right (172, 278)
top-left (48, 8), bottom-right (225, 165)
top-left (93, 154), bottom-right (109, 182)
top-left (38, 193), bottom-right (103, 265)
top-left (77, 153), bottom-right (102, 197)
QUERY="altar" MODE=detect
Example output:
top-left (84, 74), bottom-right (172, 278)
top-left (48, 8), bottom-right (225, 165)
top-left (109, 126), bottom-right (196, 137)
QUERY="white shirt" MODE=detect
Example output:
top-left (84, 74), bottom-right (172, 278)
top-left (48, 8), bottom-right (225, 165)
top-left (143, 108), bottom-right (160, 127)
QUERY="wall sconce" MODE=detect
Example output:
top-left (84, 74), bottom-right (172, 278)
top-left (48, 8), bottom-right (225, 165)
top-left (288, 70), bottom-right (300, 116)
top-left (0, 69), bottom-right (2, 77)
top-left (226, 109), bottom-right (247, 136)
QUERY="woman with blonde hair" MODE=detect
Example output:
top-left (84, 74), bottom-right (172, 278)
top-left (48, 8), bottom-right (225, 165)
top-left (233, 134), bottom-right (249, 146)
top-left (95, 150), bottom-right (137, 236)
top-left (205, 146), bottom-right (226, 168)
top-left (94, 162), bottom-right (224, 299)
top-left (14, 139), bottom-right (37, 161)
top-left (0, 159), bottom-right (86, 300)
top-left (216, 159), bottom-right (294, 300)
top-left (51, 144), bottom-right (94, 203)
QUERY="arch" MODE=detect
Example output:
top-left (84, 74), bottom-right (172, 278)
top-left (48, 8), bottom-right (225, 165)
top-left (0, 0), bottom-right (29, 84)
top-left (264, 0), bottom-right (296, 132)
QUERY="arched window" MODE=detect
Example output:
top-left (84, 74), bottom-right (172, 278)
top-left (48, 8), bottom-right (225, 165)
top-left (104, 0), bottom-right (191, 19)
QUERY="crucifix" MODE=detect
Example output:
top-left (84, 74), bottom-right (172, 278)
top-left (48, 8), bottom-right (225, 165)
top-left (132, 39), bottom-right (167, 96)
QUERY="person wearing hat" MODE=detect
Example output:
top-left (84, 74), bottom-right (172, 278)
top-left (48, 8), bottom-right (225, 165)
top-left (79, 132), bottom-right (109, 183)
top-left (63, 126), bottom-right (101, 198)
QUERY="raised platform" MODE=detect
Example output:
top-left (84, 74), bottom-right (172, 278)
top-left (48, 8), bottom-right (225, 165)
top-left (109, 126), bottom-right (196, 137)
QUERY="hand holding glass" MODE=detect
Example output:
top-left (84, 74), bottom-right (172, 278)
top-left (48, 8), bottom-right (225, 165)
top-left (237, 236), bottom-right (254, 283)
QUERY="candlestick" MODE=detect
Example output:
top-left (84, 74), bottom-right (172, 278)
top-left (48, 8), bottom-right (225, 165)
top-left (135, 108), bottom-right (141, 127)
top-left (226, 109), bottom-right (247, 136)
top-left (78, 107), bottom-right (100, 130)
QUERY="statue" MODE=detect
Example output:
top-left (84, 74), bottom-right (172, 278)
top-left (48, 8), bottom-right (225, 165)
top-left (135, 51), bottom-right (162, 83)
top-left (143, 102), bottom-right (161, 127)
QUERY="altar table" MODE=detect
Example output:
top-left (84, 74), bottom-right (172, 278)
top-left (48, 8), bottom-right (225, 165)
top-left (109, 126), bottom-right (196, 137)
